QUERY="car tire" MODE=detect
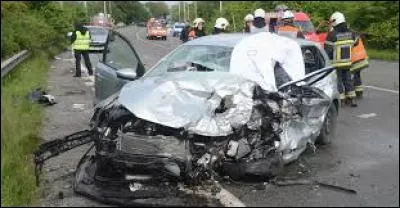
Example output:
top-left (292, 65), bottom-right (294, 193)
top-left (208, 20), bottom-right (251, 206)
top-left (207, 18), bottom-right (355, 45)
top-left (316, 103), bottom-right (338, 145)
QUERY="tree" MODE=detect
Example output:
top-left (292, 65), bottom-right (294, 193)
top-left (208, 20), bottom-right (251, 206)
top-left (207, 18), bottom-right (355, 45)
top-left (145, 1), bottom-right (169, 18)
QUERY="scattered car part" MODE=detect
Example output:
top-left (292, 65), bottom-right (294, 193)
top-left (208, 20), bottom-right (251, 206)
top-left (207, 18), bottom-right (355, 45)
top-left (27, 88), bottom-right (57, 105)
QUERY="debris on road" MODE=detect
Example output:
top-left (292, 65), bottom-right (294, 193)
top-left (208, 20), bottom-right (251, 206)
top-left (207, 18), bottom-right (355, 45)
top-left (72, 104), bottom-right (85, 110)
top-left (349, 173), bottom-right (360, 178)
top-left (27, 88), bottom-right (57, 105)
top-left (270, 177), bottom-right (357, 194)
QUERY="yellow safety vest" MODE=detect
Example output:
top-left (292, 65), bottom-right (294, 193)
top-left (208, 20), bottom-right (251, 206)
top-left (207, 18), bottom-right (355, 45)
top-left (72, 31), bottom-right (90, 50)
top-left (325, 32), bottom-right (354, 69)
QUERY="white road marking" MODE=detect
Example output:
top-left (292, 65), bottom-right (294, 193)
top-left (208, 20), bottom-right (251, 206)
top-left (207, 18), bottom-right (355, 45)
top-left (357, 113), bottom-right (377, 119)
top-left (365, 85), bottom-right (399, 94)
top-left (72, 104), bottom-right (85, 110)
top-left (178, 182), bottom-right (246, 207)
top-left (217, 186), bottom-right (246, 207)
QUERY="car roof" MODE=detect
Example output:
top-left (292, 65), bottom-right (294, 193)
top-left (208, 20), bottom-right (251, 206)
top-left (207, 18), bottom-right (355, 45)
top-left (294, 12), bottom-right (310, 21)
top-left (184, 33), bottom-right (320, 48)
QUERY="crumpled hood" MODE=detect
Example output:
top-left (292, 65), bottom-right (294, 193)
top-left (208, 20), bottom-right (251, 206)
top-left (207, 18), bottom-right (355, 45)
top-left (118, 72), bottom-right (256, 136)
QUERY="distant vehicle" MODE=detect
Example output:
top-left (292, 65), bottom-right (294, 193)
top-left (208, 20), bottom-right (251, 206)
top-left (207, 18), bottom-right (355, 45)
top-left (292, 12), bottom-right (324, 47)
top-left (146, 19), bottom-right (167, 40)
top-left (91, 13), bottom-right (113, 28)
top-left (84, 25), bottom-right (109, 53)
top-left (266, 11), bottom-right (324, 46)
top-left (172, 23), bottom-right (185, 37)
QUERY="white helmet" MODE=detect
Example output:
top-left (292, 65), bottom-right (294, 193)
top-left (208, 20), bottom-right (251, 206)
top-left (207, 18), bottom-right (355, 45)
top-left (215, 17), bottom-right (229, 30)
top-left (254, 8), bottom-right (266, 18)
top-left (330, 11), bottom-right (345, 27)
top-left (282, 10), bottom-right (294, 19)
top-left (193, 18), bottom-right (205, 27)
top-left (244, 14), bottom-right (254, 22)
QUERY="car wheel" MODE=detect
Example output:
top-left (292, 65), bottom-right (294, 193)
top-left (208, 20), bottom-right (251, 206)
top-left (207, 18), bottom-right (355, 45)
top-left (316, 104), bottom-right (338, 145)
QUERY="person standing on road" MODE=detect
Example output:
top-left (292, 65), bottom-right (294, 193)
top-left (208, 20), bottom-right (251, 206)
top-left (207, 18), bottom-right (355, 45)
top-left (324, 12), bottom-right (358, 107)
top-left (71, 23), bottom-right (93, 77)
top-left (180, 21), bottom-right (191, 43)
top-left (250, 8), bottom-right (269, 33)
top-left (277, 10), bottom-right (305, 39)
top-left (243, 14), bottom-right (254, 33)
top-left (188, 18), bottom-right (207, 40)
top-left (212, 17), bottom-right (229, 35)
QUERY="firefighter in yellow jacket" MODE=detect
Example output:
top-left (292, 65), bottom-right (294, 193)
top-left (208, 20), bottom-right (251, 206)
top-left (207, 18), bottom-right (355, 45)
top-left (324, 12), bottom-right (358, 107)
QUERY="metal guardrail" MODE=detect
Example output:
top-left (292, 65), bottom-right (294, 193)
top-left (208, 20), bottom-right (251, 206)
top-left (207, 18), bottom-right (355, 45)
top-left (1, 50), bottom-right (31, 79)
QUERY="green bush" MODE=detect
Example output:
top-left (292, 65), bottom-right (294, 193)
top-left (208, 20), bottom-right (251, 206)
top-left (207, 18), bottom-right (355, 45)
top-left (1, 2), bottom-right (85, 59)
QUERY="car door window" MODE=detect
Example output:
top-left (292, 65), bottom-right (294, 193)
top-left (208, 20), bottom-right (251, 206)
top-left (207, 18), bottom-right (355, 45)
top-left (301, 46), bottom-right (325, 74)
top-left (104, 34), bottom-right (139, 71)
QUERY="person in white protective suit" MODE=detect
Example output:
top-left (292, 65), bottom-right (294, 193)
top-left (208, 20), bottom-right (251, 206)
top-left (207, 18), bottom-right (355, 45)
top-left (230, 32), bottom-right (305, 92)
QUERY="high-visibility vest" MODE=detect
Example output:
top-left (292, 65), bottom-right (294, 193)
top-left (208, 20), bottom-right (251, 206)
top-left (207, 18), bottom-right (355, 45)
top-left (277, 25), bottom-right (298, 38)
top-left (325, 32), bottom-right (354, 69)
top-left (72, 31), bottom-right (90, 50)
top-left (350, 37), bottom-right (369, 72)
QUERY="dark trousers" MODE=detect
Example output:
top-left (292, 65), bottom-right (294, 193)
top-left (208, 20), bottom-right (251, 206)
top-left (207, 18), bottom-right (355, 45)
top-left (353, 70), bottom-right (363, 92)
top-left (337, 69), bottom-right (356, 99)
top-left (74, 50), bottom-right (93, 77)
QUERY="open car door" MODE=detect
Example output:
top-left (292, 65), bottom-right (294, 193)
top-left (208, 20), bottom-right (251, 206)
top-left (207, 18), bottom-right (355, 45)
top-left (94, 30), bottom-right (145, 105)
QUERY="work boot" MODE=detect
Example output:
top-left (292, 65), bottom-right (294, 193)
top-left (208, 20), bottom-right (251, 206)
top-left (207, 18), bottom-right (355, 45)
top-left (349, 98), bottom-right (358, 107)
top-left (356, 91), bottom-right (363, 99)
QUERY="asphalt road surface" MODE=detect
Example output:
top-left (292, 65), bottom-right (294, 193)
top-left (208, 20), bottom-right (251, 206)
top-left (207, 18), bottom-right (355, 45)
top-left (38, 26), bottom-right (399, 207)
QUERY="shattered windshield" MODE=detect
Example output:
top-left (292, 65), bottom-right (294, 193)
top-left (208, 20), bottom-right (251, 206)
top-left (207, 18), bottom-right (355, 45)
top-left (293, 20), bottom-right (316, 33)
top-left (145, 45), bottom-right (233, 77)
top-left (87, 27), bottom-right (107, 35)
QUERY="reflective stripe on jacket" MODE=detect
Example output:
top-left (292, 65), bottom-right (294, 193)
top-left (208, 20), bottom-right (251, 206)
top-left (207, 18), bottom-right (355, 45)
top-left (325, 32), bottom-right (354, 69)
top-left (72, 31), bottom-right (90, 50)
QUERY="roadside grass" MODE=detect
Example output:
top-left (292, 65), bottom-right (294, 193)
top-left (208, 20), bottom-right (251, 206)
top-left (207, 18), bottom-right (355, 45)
top-left (367, 48), bottom-right (399, 61)
top-left (1, 47), bottom-right (60, 206)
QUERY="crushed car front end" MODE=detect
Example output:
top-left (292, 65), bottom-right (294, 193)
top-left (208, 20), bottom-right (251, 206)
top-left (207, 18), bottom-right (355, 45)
top-left (72, 70), bottom-right (338, 204)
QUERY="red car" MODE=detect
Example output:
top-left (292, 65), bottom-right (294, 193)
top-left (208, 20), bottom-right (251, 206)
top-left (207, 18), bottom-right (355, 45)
top-left (266, 11), bottom-right (325, 47)
top-left (146, 20), bottom-right (167, 40)
top-left (293, 12), bottom-right (325, 47)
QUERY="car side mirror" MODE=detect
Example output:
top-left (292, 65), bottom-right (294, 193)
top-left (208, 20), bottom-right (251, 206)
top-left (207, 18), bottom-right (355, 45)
top-left (116, 68), bottom-right (137, 81)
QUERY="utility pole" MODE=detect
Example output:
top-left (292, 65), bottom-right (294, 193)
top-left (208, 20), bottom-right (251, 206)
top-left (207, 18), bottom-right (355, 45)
top-left (220, 1), bottom-right (222, 15)
top-left (108, 1), bottom-right (112, 16)
top-left (187, 2), bottom-right (190, 21)
top-left (103, 1), bottom-right (107, 17)
top-left (178, 2), bottom-right (181, 22)
top-left (183, 2), bottom-right (186, 22)
top-left (83, 1), bottom-right (87, 14)
top-left (195, 1), bottom-right (197, 18)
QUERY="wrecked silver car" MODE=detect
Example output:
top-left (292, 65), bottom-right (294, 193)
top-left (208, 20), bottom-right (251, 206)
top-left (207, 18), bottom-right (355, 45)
top-left (34, 32), bottom-right (339, 206)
